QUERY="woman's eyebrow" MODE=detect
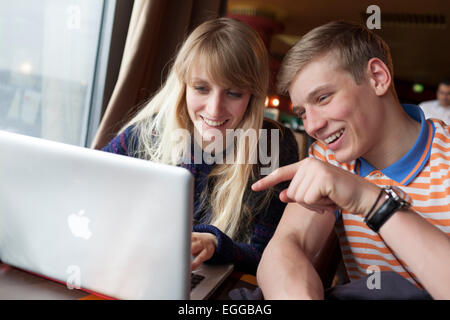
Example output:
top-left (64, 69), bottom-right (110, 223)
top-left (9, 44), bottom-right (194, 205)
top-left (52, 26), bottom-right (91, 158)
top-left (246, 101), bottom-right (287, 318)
top-left (189, 77), bottom-right (209, 85)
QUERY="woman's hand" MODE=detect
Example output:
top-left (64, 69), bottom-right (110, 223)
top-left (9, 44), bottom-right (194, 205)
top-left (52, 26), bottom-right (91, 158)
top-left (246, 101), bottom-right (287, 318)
top-left (191, 232), bottom-right (218, 270)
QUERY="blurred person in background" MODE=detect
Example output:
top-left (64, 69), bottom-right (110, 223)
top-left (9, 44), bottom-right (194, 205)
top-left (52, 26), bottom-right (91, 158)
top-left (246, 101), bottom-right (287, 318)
top-left (420, 79), bottom-right (450, 124)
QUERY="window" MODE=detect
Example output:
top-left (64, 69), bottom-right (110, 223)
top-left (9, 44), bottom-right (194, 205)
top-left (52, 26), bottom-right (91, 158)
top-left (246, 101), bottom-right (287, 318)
top-left (0, 0), bottom-right (109, 146)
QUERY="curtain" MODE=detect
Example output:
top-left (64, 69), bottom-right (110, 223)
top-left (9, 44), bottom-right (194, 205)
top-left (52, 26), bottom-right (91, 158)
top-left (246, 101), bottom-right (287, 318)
top-left (91, 0), bottom-right (225, 150)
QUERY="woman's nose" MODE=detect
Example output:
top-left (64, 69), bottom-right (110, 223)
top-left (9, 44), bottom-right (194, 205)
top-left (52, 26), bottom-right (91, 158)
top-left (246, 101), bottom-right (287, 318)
top-left (205, 92), bottom-right (224, 118)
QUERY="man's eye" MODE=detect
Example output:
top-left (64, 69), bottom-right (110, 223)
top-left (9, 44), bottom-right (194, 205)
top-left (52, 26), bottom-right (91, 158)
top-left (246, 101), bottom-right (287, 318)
top-left (318, 94), bottom-right (330, 103)
top-left (294, 108), bottom-right (306, 119)
top-left (299, 110), bottom-right (306, 119)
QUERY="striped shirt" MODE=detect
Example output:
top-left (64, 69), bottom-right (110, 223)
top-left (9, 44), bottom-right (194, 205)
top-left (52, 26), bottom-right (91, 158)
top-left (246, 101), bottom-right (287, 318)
top-left (309, 104), bottom-right (450, 287)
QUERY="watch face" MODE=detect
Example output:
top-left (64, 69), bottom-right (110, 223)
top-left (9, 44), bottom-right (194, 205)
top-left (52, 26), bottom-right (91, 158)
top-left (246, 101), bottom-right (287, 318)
top-left (389, 186), bottom-right (412, 206)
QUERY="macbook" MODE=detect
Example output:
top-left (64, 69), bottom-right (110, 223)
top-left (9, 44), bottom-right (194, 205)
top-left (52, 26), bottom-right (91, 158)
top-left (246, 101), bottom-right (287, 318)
top-left (0, 130), bottom-right (233, 299)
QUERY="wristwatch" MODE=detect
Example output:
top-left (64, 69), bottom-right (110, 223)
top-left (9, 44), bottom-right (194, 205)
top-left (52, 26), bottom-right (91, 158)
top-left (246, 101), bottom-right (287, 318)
top-left (365, 186), bottom-right (412, 232)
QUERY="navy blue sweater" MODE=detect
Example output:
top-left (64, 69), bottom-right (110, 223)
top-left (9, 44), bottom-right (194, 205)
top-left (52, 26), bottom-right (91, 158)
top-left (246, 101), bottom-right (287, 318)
top-left (102, 120), bottom-right (299, 274)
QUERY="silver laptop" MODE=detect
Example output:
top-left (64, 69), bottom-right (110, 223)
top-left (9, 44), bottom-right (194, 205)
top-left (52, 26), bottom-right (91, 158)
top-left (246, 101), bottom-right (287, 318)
top-left (0, 130), bottom-right (233, 300)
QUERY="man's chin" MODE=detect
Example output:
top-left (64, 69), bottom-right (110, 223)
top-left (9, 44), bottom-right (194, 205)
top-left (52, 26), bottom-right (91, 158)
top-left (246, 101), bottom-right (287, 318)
top-left (334, 150), bottom-right (357, 164)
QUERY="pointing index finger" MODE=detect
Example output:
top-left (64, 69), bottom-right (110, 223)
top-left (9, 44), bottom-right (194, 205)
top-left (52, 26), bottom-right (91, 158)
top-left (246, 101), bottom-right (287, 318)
top-left (251, 162), bottom-right (301, 192)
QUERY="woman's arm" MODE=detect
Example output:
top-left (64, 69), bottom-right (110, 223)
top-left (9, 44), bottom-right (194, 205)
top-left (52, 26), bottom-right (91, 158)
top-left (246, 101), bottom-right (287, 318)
top-left (101, 126), bottom-right (136, 156)
top-left (191, 124), bottom-right (300, 274)
top-left (192, 222), bottom-right (270, 274)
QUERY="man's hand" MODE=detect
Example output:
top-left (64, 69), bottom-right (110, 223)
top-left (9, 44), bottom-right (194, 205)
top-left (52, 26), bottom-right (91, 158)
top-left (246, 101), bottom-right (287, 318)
top-left (191, 232), bottom-right (218, 270)
top-left (252, 158), bottom-right (380, 217)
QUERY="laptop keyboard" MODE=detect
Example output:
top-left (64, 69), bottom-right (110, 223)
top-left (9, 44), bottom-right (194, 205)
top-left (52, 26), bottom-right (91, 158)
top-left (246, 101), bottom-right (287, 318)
top-left (190, 273), bottom-right (205, 291)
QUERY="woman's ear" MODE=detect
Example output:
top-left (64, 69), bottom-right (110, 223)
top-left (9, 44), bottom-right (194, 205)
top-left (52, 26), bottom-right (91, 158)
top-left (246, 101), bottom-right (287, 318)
top-left (367, 58), bottom-right (392, 96)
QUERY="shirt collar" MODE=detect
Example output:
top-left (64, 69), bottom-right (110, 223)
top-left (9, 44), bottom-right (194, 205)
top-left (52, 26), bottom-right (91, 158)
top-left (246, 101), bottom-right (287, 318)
top-left (357, 104), bottom-right (435, 185)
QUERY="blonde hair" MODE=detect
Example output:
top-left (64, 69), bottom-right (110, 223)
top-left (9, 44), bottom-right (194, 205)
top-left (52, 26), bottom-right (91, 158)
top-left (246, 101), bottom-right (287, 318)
top-left (277, 20), bottom-right (395, 95)
top-left (122, 18), bottom-right (270, 241)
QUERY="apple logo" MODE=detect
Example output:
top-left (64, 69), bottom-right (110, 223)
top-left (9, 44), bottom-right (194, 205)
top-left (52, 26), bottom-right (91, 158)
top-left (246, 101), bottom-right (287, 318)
top-left (68, 210), bottom-right (92, 240)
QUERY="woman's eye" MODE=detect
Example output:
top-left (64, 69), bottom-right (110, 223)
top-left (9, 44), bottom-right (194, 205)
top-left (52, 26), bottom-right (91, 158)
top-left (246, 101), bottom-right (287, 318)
top-left (227, 90), bottom-right (243, 98)
top-left (194, 86), bottom-right (209, 93)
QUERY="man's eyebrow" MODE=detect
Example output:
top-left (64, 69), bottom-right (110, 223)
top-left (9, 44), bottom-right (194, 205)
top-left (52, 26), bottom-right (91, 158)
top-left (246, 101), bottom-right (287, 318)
top-left (291, 84), bottom-right (333, 113)
top-left (306, 84), bottom-right (332, 102)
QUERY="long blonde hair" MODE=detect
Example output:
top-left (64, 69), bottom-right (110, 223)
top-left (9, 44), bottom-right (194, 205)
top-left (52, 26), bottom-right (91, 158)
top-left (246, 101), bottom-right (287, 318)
top-left (122, 18), bottom-right (270, 241)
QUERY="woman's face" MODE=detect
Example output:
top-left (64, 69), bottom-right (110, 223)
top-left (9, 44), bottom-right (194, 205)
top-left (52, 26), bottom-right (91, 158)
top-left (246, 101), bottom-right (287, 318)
top-left (186, 63), bottom-right (251, 148)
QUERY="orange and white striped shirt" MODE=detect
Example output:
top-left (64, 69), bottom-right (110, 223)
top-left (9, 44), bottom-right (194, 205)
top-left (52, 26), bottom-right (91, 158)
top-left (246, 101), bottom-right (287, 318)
top-left (309, 104), bottom-right (450, 287)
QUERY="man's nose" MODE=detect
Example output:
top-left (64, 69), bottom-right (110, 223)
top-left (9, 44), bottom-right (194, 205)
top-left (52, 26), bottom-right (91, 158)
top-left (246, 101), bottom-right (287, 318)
top-left (304, 109), bottom-right (327, 137)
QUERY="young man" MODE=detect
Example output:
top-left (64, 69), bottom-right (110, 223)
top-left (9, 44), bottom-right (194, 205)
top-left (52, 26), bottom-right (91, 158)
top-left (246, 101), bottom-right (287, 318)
top-left (420, 79), bottom-right (450, 124)
top-left (252, 21), bottom-right (450, 299)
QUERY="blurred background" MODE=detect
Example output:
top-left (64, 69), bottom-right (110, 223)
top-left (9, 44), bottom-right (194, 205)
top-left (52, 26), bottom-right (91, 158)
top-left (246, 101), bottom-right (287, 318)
top-left (0, 0), bottom-right (448, 147)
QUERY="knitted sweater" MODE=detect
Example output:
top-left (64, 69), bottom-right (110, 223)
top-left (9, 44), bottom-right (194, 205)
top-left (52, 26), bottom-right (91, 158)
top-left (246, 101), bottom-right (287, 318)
top-left (102, 120), bottom-right (299, 274)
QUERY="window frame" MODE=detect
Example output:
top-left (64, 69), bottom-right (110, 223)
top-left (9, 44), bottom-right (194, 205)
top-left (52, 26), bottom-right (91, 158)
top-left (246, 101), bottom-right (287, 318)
top-left (83, 0), bottom-right (134, 148)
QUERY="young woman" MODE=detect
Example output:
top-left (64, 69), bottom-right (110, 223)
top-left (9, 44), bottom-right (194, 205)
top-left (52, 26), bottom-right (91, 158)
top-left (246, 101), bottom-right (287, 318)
top-left (102, 18), bottom-right (299, 274)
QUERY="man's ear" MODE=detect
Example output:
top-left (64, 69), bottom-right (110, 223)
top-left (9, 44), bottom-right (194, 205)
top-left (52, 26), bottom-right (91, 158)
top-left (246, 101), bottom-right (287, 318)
top-left (366, 58), bottom-right (392, 96)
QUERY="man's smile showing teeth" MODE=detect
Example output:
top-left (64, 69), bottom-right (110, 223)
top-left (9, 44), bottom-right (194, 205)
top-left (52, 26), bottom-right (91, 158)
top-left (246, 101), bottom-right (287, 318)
top-left (202, 117), bottom-right (228, 127)
top-left (324, 129), bottom-right (345, 144)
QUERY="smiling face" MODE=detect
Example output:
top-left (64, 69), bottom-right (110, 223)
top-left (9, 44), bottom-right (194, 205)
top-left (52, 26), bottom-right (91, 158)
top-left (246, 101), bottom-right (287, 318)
top-left (186, 62), bottom-right (251, 148)
top-left (289, 53), bottom-right (384, 163)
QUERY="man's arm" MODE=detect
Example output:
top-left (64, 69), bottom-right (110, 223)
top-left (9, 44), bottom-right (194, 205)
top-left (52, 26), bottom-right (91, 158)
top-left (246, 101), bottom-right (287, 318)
top-left (257, 202), bottom-right (335, 299)
top-left (378, 209), bottom-right (450, 299)
top-left (351, 184), bottom-right (450, 299)
top-left (254, 158), bottom-right (450, 299)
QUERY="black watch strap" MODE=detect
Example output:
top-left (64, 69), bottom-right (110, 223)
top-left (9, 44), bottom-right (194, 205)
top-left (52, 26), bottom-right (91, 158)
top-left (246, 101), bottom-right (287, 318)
top-left (365, 187), bottom-right (411, 233)
top-left (365, 193), bottom-right (402, 232)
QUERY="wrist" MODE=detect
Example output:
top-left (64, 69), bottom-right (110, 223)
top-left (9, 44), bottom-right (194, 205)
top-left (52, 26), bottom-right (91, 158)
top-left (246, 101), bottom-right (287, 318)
top-left (363, 187), bottom-right (385, 219)
top-left (357, 184), bottom-right (383, 218)
top-left (207, 233), bottom-right (218, 248)
top-left (364, 186), bottom-right (412, 232)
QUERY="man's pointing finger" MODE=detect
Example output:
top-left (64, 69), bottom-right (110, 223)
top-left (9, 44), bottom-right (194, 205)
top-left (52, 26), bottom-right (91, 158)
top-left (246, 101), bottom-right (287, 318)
top-left (251, 162), bottom-right (300, 191)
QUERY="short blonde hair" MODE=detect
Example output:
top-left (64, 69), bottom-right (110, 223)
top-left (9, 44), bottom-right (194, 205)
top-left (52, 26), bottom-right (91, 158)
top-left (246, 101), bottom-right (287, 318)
top-left (277, 20), bottom-right (395, 95)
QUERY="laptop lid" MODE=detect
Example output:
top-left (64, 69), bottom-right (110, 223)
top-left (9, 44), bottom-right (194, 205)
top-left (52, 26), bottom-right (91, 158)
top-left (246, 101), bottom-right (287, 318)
top-left (0, 130), bottom-right (193, 300)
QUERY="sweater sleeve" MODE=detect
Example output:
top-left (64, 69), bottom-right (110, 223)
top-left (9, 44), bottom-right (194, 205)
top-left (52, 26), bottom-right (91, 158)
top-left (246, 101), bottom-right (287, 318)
top-left (194, 124), bottom-right (300, 274)
top-left (193, 214), bottom-right (284, 275)
top-left (101, 126), bottom-right (136, 156)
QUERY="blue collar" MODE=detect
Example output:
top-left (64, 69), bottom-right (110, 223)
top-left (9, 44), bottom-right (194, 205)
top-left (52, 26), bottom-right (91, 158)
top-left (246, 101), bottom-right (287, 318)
top-left (357, 104), bottom-right (435, 185)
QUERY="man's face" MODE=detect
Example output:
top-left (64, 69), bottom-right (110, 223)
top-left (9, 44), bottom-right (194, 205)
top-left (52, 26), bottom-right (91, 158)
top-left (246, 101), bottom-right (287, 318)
top-left (289, 53), bottom-right (384, 163)
top-left (437, 83), bottom-right (450, 107)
